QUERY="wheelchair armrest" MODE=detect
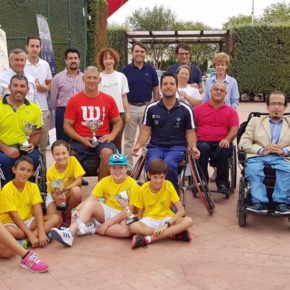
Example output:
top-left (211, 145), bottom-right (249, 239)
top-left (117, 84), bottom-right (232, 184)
top-left (238, 149), bottom-right (247, 164)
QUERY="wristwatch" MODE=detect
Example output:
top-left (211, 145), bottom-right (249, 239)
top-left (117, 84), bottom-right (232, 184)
top-left (164, 221), bottom-right (171, 228)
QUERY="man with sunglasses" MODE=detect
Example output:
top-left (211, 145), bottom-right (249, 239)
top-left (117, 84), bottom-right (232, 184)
top-left (167, 43), bottom-right (204, 94)
top-left (239, 91), bottom-right (290, 214)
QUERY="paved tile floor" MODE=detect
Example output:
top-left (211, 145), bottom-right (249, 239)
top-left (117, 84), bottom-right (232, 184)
top-left (1, 102), bottom-right (290, 290)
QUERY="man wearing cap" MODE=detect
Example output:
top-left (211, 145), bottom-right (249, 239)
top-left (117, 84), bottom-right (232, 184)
top-left (50, 153), bottom-right (140, 247)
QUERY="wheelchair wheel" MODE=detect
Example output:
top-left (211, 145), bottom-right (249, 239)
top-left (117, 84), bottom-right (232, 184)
top-left (34, 155), bottom-right (47, 215)
top-left (188, 157), bottom-right (215, 214)
top-left (237, 177), bottom-right (247, 227)
top-left (178, 164), bottom-right (187, 207)
top-left (131, 154), bottom-right (147, 181)
top-left (229, 145), bottom-right (237, 193)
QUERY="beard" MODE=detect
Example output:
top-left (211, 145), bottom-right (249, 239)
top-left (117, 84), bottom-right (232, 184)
top-left (163, 93), bottom-right (175, 99)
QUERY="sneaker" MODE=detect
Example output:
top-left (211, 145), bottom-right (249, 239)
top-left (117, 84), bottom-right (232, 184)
top-left (77, 223), bottom-right (96, 236)
top-left (217, 184), bottom-right (229, 195)
top-left (173, 230), bottom-right (192, 242)
top-left (50, 228), bottom-right (74, 247)
top-left (17, 239), bottom-right (28, 249)
top-left (247, 202), bottom-right (268, 213)
top-left (20, 251), bottom-right (48, 273)
top-left (275, 203), bottom-right (290, 215)
top-left (131, 235), bottom-right (149, 249)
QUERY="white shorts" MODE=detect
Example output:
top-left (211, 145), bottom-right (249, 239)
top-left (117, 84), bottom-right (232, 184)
top-left (5, 216), bottom-right (35, 229)
top-left (45, 194), bottom-right (54, 208)
top-left (96, 203), bottom-right (121, 223)
top-left (140, 217), bottom-right (172, 229)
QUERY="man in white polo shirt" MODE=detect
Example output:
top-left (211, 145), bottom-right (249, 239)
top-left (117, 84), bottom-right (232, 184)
top-left (25, 36), bottom-right (52, 160)
top-left (0, 48), bottom-right (36, 102)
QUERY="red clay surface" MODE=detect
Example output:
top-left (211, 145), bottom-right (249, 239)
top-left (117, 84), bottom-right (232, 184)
top-left (1, 102), bottom-right (290, 290)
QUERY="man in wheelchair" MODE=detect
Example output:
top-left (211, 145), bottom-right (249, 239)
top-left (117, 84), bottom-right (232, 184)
top-left (64, 66), bottom-right (122, 180)
top-left (132, 72), bottom-right (200, 191)
top-left (0, 75), bottom-right (42, 186)
top-left (194, 82), bottom-right (239, 195)
top-left (239, 91), bottom-right (290, 214)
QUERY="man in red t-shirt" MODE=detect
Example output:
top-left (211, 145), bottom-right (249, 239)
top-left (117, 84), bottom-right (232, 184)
top-left (64, 66), bottom-right (122, 179)
top-left (194, 82), bottom-right (239, 194)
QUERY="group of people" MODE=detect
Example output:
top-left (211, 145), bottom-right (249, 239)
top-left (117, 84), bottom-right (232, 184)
top-left (1, 37), bottom-right (290, 274)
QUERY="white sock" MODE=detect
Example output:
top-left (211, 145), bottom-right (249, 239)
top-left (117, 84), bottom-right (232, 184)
top-left (145, 236), bottom-right (152, 243)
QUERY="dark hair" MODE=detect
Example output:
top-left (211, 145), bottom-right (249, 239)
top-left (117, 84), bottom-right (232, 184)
top-left (14, 155), bottom-right (34, 169)
top-left (26, 36), bottom-right (41, 46)
top-left (266, 91), bottom-right (288, 106)
top-left (131, 42), bottom-right (147, 53)
top-left (147, 159), bottom-right (168, 175)
top-left (51, 140), bottom-right (70, 153)
top-left (175, 43), bottom-right (190, 54)
top-left (97, 47), bottom-right (120, 70)
top-left (10, 74), bottom-right (28, 85)
top-left (64, 48), bottom-right (80, 59)
top-left (160, 72), bottom-right (178, 87)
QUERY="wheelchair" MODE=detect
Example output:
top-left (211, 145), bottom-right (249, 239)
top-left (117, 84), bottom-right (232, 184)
top-left (236, 112), bottom-right (290, 227)
top-left (196, 143), bottom-right (237, 199)
top-left (130, 152), bottom-right (215, 214)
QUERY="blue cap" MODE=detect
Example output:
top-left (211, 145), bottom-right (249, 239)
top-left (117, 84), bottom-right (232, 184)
top-left (108, 153), bottom-right (128, 166)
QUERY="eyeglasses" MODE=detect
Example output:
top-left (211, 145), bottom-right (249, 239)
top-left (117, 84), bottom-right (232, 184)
top-left (269, 102), bottom-right (285, 107)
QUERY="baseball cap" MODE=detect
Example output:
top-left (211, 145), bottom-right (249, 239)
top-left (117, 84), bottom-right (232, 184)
top-left (108, 153), bottom-right (128, 166)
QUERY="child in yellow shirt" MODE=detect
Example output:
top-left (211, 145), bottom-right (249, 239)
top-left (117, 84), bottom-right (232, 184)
top-left (50, 153), bottom-right (139, 247)
top-left (0, 221), bottom-right (48, 272)
top-left (46, 140), bottom-right (85, 225)
top-left (130, 159), bottom-right (193, 249)
top-left (0, 156), bottom-right (60, 248)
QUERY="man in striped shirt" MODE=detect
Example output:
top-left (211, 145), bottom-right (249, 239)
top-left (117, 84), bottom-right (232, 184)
top-left (50, 48), bottom-right (84, 142)
top-left (132, 72), bottom-right (200, 191)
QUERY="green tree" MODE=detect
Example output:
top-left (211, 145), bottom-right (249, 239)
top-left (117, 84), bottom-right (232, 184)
top-left (223, 15), bottom-right (252, 29)
top-left (127, 6), bottom-right (218, 70)
top-left (127, 5), bottom-right (176, 69)
top-left (260, 2), bottom-right (290, 24)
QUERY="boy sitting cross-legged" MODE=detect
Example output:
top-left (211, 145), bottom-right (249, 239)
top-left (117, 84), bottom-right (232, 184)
top-left (50, 153), bottom-right (139, 247)
top-left (130, 159), bottom-right (193, 249)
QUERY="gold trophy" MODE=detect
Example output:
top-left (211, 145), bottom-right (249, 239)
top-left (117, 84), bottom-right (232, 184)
top-left (50, 179), bottom-right (67, 211)
top-left (20, 122), bottom-right (37, 152)
top-left (117, 191), bottom-right (138, 225)
top-left (86, 120), bottom-right (103, 147)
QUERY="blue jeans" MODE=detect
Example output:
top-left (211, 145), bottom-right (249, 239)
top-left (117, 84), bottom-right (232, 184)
top-left (146, 145), bottom-right (186, 191)
top-left (55, 107), bottom-right (70, 143)
top-left (197, 141), bottom-right (231, 187)
top-left (0, 149), bottom-right (40, 186)
top-left (245, 155), bottom-right (290, 204)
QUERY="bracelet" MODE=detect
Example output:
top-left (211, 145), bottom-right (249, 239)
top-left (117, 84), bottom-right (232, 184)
top-left (71, 208), bottom-right (79, 212)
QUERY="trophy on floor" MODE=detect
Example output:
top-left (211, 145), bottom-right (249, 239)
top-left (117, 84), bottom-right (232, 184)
top-left (86, 119), bottom-right (103, 147)
top-left (20, 122), bottom-right (37, 152)
top-left (117, 191), bottom-right (138, 225)
top-left (51, 179), bottom-right (67, 211)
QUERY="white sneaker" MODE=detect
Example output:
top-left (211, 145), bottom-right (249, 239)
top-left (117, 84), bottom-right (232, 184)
top-left (50, 228), bottom-right (74, 247)
top-left (78, 223), bottom-right (96, 236)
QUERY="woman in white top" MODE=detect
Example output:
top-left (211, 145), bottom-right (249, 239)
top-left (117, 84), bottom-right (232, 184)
top-left (176, 65), bottom-right (202, 107)
top-left (97, 48), bottom-right (129, 152)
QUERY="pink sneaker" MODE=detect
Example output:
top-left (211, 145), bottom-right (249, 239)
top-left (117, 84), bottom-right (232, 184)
top-left (20, 251), bottom-right (48, 273)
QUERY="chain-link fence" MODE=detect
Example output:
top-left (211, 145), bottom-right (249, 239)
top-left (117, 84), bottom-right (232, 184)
top-left (0, 0), bottom-right (88, 72)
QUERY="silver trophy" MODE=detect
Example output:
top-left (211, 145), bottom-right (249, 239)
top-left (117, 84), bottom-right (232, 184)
top-left (117, 191), bottom-right (138, 225)
top-left (20, 122), bottom-right (37, 152)
top-left (50, 179), bottom-right (67, 211)
top-left (86, 120), bottom-right (103, 147)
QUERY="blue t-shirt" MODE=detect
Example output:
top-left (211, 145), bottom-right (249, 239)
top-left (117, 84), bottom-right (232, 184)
top-left (142, 98), bottom-right (195, 147)
top-left (167, 62), bottom-right (202, 84)
top-left (122, 63), bottom-right (158, 103)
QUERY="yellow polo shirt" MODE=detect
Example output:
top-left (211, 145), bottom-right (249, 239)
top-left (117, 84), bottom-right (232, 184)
top-left (133, 180), bottom-right (180, 220)
top-left (0, 181), bottom-right (43, 224)
top-left (0, 96), bottom-right (42, 145)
